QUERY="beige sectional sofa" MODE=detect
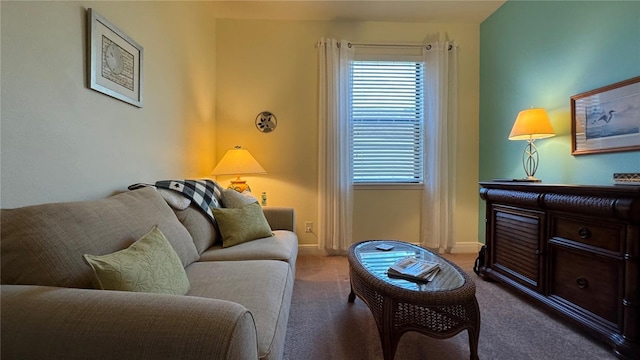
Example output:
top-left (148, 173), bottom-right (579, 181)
top-left (1, 186), bottom-right (298, 360)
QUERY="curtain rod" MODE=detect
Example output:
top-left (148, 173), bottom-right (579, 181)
top-left (317, 41), bottom-right (454, 51)
top-left (348, 42), bottom-right (425, 48)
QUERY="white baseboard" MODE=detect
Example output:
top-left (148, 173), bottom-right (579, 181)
top-left (298, 242), bottom-right (482, 256)
top-left (450, 242), bottom-right (482, 254)
top-left (298, 244), bottom-right (325, 256)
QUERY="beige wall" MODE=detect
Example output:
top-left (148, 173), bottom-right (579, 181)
top-left (215, 19), bottom-right (480, 250)
top-left (1, 3), bottom-right (480, 251)
top-left (1, 1), bottom-right (217, 207)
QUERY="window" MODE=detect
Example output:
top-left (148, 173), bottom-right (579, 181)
top-left (350, 60), bottom-right (424, 184)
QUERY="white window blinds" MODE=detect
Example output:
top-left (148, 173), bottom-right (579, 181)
top-left (350, 60), bottom-right (424, 184)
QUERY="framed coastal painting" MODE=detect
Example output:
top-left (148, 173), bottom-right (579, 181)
top-left (87, 8), bottom-right (143, 107)
top-left (571, 76), bottom-right (640, 155)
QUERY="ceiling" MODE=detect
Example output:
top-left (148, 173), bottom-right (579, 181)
top-left (205, 1), bottom-right (506, 24)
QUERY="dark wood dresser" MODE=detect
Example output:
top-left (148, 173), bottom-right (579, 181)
top-left (479, 182), bottom-right (640, 360)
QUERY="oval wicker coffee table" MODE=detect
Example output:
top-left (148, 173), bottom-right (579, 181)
top-left (348, 240), bottom-right (480, 360)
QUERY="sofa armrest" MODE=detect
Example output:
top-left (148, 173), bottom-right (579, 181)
top-left (263, 207), bottom-right (296, 232)
top-left (1, 285), bottom-right (258, 360)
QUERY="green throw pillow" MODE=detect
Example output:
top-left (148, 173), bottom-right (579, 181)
top-left (212, 202), bottom-right (273, 248)
top-left (83, 226), bottom-right (190, 295)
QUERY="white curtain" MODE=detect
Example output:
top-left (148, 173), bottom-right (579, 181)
top-left (421, 37), bottom-right (459, 252)
top-left (317, 38), bottom-right (354, 253)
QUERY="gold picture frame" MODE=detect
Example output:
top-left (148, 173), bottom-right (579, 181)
top-left (87, 9), bottom-right (143, 107)
top-left (571, 76), bottom-right (640, 155)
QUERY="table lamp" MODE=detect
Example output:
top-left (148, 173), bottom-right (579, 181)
top-left (211, 145), bottom-right (266, 192)
top-left (508, 108), bottom-right (555, 182)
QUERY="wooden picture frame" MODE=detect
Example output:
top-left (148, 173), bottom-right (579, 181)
top-left (571, 76), bottom-right (640, 155)
top-left (87, 9), bottom-right (143, 107)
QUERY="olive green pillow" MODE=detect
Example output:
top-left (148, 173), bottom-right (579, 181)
top-left (83, 226), bottom-right (190, 295)
top-left (212, 202), bottom-right (273, 248)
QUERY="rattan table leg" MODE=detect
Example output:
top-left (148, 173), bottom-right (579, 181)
top-left (348, 283), bottom-right (356, 303)
top-left (379, 332), bottom-right (398, 360)
top-left (380, 297), bottom-right (399, 360)
top-left (468, 299), bottom-right (481, 360)
top-left (468, 327), bottom-right (480, 360)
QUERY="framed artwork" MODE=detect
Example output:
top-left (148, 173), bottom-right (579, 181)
top-left (571, 76), bottom-right (640, 155)
top-left (87, 9), bottom-right (143, 107)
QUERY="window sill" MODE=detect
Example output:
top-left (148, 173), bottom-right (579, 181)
top-left (354, 183), bottom-right (423, 190)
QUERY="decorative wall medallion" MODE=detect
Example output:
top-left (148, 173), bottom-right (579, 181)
top-left (255, 111), bottom-right (277, 133)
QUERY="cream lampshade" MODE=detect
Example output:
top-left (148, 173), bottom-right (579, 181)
top-left (211, 146), bottom-right (266, 192)
top-left (508, 108), bottom-right (555, 181)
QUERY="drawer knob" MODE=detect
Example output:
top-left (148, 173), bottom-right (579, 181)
top-left (576, 277), bottom-right (589, 289)
top-left (577, 227), bottom-right (591, 239)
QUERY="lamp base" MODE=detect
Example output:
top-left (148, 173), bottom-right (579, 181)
top-left (524, 176), bottom-right (541, 182)
top-left (522, 140), bottom-right (541, 181)
top-left (228, 179), bottom-right (251, 193)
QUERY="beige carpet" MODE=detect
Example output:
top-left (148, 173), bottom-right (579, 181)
top-left (283, 254), bottom-right (617, 360)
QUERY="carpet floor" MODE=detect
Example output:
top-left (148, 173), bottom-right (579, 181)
top-left (283, 254), bottom-right (617, 360)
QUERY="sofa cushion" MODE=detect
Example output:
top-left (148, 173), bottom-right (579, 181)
top-left (199, 230), bottom-right (298, 269)
top-left (212, 203), bottom-right (273, 248)
top-left (84, 226), bottom-right (190, 295)
top-left (186, 260), bottom-right (293, 360)
top-left (157, 188), bottom-right (191, 210)
top-left (173, 204), bottom-right (220, 254)
top-left (221, 188), bottom-right (258, 208)
top-left (1, 187), bottom-right (199, 289)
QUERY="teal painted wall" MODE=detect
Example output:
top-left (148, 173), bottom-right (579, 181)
top-left (478, 1), bottom-right (640, 242)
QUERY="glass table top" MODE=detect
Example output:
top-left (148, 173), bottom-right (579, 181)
top-left (354, 240), bottom-right (465, 292)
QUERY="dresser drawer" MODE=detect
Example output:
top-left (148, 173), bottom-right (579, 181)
top-left (550, 245), bottom-right (623, 326)
top-left (550, 215), bottom-right (624, 253)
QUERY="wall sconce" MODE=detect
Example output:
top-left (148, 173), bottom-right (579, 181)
top-left (211, 145), bottom-right (266, 192)
top-left (508, 108), bottom-right (555, 182)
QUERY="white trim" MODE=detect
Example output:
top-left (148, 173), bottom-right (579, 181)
top-left (449, 242), bottom-right (482, 254)
top-left (298, 244), bottom-right (326, 256)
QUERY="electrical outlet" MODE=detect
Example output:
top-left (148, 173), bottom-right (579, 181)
top-left (305, 221), bottom-right (313, 233)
